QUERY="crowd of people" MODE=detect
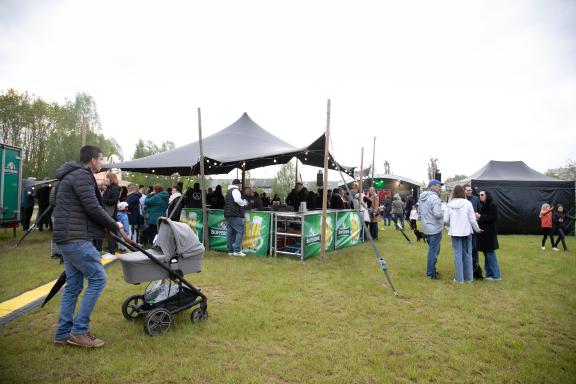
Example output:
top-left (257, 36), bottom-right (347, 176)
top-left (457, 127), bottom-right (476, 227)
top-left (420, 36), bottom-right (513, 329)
top-left (23, 168), bottom-right (575, 278)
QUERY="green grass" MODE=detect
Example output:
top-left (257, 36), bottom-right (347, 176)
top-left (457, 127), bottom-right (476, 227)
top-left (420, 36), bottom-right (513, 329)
top-left (0, 227), bottom-right (61, 301)
top-left (1, 226), bottom-right (575, 383)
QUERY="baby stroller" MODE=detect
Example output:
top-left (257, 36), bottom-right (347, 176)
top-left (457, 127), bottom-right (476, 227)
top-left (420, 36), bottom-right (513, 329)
top-left (113, 217), bottom-right (208, 336)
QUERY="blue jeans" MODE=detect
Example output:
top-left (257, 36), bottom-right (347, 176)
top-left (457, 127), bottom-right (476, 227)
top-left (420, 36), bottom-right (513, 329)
top-left (426, 232), bottom-right (442, 277)
top-left (55, 241), bottom-right (107, 341)
top-left (452, 235), bottom-right (473, 282)
top-left (370, 221), bottom-right (379, 240)
top-left (226, 216), bottom-right (245, 253)
top-left (484, 251), bottom-right (501, 279)
top-left (393, 213), bottom-right (404, 230)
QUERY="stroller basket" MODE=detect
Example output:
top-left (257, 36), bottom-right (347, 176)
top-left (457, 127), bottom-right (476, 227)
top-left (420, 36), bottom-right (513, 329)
top-left (119, 218), bottom-right (204, 284)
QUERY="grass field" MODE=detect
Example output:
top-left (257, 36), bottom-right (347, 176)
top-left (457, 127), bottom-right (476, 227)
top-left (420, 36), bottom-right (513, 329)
top-left (1, 225), bottom-right (575, 383)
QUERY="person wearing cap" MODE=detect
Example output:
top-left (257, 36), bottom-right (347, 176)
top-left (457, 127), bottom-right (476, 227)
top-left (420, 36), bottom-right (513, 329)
top-left (418, 180), bottom-right (444, 279)
top-left (224, 179), bottom-right (248, 256)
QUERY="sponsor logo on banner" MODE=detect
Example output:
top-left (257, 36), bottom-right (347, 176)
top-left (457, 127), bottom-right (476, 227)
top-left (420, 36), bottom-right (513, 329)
top-left (209, 222), bottom-right (227, 237)
top-left (306, 234), bottom-right (321, 245)
top-left (4, 161), bottom-right (18, 174)
top-left (338, 228), bottom-right (351, 236)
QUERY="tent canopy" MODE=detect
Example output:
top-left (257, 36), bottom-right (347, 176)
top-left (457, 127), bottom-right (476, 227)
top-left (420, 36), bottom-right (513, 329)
top-left (102, 113), bottom-right (353, 177)
top-left (469, 160), bottom-right (560, 182)
top-left (464, 161), bottom-right (574, 234)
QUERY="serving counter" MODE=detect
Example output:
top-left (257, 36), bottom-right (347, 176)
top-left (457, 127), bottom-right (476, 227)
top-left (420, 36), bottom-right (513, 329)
top-left (180, 208), bottom-right (363, 260)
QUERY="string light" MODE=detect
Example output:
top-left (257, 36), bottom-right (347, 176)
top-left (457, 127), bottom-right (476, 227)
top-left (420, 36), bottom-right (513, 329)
top-left (273, 158), bottom-right (277, 163)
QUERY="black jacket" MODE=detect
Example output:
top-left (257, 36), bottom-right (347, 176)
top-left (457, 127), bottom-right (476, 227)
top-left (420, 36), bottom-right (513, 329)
top-left (477, 200), bottom-right (499, 252)
top-left (125, 192), bottom-right (142, 225)
top-left (52, 162), bottom-right (118, 243)
top-left (102, 183), bottom-right (120, 218)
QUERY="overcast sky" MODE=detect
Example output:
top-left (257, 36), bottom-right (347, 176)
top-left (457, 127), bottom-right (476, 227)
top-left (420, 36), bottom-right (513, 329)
top-left (1, 0), bottom-right (575, 183)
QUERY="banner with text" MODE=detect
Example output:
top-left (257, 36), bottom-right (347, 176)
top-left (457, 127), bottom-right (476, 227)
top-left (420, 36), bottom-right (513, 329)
top-left (303, 212), bottom-right (335, 259)
top-left (205, 210), bottom-right (271, 256)
top-left (335, 211), bottom-right (363, 249)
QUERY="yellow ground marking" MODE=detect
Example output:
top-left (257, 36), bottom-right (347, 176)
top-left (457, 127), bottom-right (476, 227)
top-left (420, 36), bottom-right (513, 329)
top-left (0, 258), bottom-right (116, 318)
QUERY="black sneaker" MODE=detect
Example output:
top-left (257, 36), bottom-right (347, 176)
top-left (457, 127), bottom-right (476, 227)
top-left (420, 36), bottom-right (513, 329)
top-left (429, 274), bottom-right (441, 280)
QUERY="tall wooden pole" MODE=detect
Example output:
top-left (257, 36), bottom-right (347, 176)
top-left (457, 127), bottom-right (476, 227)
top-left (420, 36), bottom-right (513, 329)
top-left (81, 117), bottom-right (87, 147)
top-left (371, 136), bottom-right (376, 186)
top-left (295, 158), bottom-right (299, 186)
top-left (359, 147), bottom-right (364, 195)
top-left (197, 108), bottom-right (209, 248)
top-left (320, 99), bottom-right (331, 261)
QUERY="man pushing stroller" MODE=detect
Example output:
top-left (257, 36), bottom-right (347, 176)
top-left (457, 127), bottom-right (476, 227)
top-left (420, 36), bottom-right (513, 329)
top-left (52, 145), bottom-right (124, 348)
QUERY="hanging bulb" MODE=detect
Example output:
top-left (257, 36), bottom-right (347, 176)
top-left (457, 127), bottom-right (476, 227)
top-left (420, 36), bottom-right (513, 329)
top-left (273, 158), bottom-right (277, 163)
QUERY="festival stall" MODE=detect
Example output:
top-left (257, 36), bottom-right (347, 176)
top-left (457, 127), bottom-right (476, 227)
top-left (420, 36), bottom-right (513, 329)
top-left (180, 208), bottom-right (363, 260)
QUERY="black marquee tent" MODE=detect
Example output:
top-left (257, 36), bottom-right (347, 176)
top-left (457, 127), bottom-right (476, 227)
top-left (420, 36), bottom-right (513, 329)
top-left (102, 113), bottom-right (353, 177)
top-left (461, 161), bottom-right (574, 235)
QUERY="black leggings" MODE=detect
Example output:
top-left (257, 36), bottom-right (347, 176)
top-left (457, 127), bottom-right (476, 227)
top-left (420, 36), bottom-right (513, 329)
top-left (554, 228), bottom-right (567, 250)
top-left (541, 228), bottom-right (555, 247)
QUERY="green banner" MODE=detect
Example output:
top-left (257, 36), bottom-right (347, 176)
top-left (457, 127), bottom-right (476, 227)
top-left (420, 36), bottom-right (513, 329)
top-left (241, 211), bottom-right (271, 256)
top-left (205, 210), bottom-right (271, 256)
top-left (303, 212), bottom-right (335, 259)
top-left (207, 210), bottom-right (227, 252)
top-left (180, 208), bottom-right (203, 241)
top-left (335, 211), bottom-right (363, 249)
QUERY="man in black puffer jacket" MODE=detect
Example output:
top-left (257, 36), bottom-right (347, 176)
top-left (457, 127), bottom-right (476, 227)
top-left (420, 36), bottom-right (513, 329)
top-left (53, 145), bottom-right (122, 349)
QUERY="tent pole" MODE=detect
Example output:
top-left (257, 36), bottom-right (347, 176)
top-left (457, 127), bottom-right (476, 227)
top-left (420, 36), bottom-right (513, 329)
top-left (359, 147), bottom-right (364, 195)
top-left (295, 157), bottom-right (299, 187)
top-left (241, 164), bottom-right (246, 190)
top-left (197, 108), bottom-right (209, 248)
top-left (371, 136), bottom-right (376, 186)
top-left (320, 99), bottom-right (331, 261)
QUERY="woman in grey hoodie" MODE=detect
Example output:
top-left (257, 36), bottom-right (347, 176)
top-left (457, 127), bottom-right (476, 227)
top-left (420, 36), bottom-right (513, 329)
top-left (444, 185), bottom-right (482, 283)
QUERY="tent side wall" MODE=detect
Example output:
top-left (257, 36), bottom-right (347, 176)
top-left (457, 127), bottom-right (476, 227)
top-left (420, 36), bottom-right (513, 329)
top-left (472, 180), bottom-right (575, 235)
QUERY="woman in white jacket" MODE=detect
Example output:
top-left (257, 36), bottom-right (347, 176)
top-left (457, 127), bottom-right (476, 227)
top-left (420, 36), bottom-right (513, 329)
top-left (444, 185), bottom-right (482, 283)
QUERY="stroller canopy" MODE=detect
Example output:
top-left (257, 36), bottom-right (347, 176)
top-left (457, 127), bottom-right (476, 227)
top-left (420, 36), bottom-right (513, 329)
top-left (156, 218), bottom-right (204, 258)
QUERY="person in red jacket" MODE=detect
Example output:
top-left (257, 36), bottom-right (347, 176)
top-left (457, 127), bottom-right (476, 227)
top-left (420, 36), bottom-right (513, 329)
top-left (539, 203), bottom-right (556, 251)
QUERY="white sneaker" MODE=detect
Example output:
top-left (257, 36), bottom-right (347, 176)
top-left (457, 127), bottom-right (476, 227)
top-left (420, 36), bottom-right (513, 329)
top-left (227, 252), bottom-right (234, 256)
top-left (101, 253), bottom-right (116, 260)
top-left (233, 252), bottom-right (246, 257)
top-left (552, 247), bottom-right (559, 252)
top-left (541, 246), bottom-right (545, 250)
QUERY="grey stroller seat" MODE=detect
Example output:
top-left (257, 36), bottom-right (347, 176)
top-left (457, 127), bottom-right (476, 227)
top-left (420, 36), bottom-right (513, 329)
top-left (119, 217), bottom-right (205, 284)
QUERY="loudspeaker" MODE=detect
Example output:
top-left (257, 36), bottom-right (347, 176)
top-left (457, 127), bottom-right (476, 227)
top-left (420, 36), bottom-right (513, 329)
top-left (434, 170), bottom-right (442, 182)
top-left (317, 170), bottom-right (323, 187)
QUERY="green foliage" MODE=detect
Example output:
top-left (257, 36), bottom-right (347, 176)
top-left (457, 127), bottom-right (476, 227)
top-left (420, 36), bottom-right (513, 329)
top-left (444, 174), bottom-right (468, 183)
top-left (133, 139), bottom-right (175, 159)
top-left (272, 160), bottom-right (295, 199)
top-left (546, 159), bottom-right (576, 181)
top-left (0, 89), bottom-right (121, 178)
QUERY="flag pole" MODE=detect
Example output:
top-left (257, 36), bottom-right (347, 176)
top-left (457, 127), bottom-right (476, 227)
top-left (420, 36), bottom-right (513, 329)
top-left (320, 99), bottom-right (331, 261)
top-left (197, 108), bottom-right (209, 248)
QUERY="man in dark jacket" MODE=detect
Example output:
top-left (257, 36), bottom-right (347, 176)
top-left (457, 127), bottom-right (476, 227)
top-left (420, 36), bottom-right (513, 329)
top-left (53, 145), bottom-right (122, 348)
top-left (224, 179), bottom-right (248, 256)
top-left (465, 184), bottom-right (483, 279)
top-left (244, 187), bottom-right (263, 211)
top-left (185, 182), bottom-right (203, 208)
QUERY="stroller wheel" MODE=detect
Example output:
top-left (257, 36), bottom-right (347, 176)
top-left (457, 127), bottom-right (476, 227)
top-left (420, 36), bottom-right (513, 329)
top-left (144, 308), bottom-right (172, 336)
top-left (191, 307), bottom-right (208, 324)
top-left (122, 295), bottom-right (145, 320)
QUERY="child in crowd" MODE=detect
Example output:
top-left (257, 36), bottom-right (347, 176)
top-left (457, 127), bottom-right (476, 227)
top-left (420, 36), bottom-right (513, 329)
top-left (409, 204), bottom-right (419, 230)
top-left (539, 203), bottom-right (556, 251)
top-left (553, 204), bottom-right (574, 252)
top-left (116, 201), bottom-right (130, 253)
